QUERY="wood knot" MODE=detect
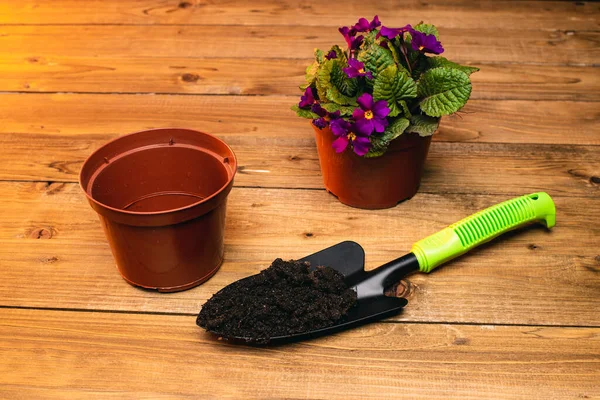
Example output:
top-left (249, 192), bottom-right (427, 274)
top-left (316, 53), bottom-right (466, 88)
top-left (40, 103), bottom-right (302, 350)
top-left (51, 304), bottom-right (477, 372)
top-left (304, 232), bottom-right (314, 238)
top-left (44, 182), bottom-right (66, 195)
top-left (385, 279), bottom-right (414, 299)
top-left (590, 176), bottom-right (600, 184)
top-left (39, 256), bottom-right (59, 264)
top-left (178, 1), bottom-right (192, 8)
top-left (288, 155), bottom-right (301, 161)
top-left (29, 228), bottom-right (53, 239)
top-left (181, 73), bottom-right (201, 83)
top-left (527, 243), bottom-right (539, 250)
top-left (453, 337), bottom-right (470, 346)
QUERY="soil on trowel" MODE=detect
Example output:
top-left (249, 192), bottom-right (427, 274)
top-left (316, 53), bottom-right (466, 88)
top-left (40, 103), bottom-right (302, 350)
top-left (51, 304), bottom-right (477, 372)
top-left (196, 258), bottom-right (357, 343)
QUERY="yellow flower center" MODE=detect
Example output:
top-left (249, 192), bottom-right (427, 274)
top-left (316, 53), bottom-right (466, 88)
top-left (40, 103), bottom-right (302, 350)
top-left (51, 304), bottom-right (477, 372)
top-left (358, 68), bottom-right (365, 73)
top-left (419, 45), bottom-right (425, 51)
top-left (348, 132), bottom-right (357, 142)
top-left (364, 110), bottom-right (374, 120)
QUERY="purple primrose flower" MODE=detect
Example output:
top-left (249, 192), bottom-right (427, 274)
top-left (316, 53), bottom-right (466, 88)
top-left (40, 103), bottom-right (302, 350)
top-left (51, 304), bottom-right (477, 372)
top-left (343, 58), bottom-right (373, 79)
top-left (325, 50), bottom-right (338, 60)
top-left (331, 119), bottom-right (371, 156)
top-left (339, 26), bottom-right (364, 51)
top-left (311, 103), bottom-right (328, 128)
top-left (352, 16), bottom-right (381, 32)
top-left (378, 24), bottom-right (413, 40)
top-left (299, 87), bottom-right (315, 108)
top-left (352, 93), bottom-right (390, 136)
top-left (311, 104), bottom-right (341, 129)
top-left (411, 31), bottom-right (444, 54)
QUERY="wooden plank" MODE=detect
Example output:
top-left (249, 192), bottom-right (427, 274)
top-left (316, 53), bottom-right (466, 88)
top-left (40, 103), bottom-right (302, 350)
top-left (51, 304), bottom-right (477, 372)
top-left (0, 309), bottom-right (598, 399)
top-left (1, 0), bottom-right (598, 31)
top-left (0, 94), bottom-right (597, 145)
top-left (1, 56), bottom-right (598, 101)
top-left (0, 25), bottom-right (597, 65)
top-left (0, 184), bottom-right (598, 326)
top-left (1, 132), bottom-right (598, 198)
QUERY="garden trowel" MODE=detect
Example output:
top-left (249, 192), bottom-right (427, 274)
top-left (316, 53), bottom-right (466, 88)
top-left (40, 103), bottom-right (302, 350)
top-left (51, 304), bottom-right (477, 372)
top-left (206, 192), bottom-right (555, 343)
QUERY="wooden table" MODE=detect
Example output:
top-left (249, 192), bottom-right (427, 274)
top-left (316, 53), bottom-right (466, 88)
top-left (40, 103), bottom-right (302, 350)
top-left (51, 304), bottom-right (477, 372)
top-left (1, 1), bottom-right (599, 398)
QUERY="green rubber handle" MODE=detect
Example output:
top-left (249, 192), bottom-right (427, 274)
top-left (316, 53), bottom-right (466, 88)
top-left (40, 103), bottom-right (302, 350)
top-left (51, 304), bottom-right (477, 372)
top-left (411, 192), bottom-right (556, 273)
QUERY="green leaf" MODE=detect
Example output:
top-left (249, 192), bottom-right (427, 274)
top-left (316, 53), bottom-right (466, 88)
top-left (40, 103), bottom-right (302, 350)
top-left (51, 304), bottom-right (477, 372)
top-left (387, 40), bottom-right (402, 65)
top-left (398, 100), bottom-right (412, 118)
top-left (320, 103), bottom-right (356, 117)
top-left (305, 61), bottom-right (319, 86)
top-left (384, 117), bottom-right (410, 141)
top-left (373, 65), bottom-right (418, 117)
top-left (315, 49), bottom-right (325, 63)
top-left (427, 57), bottom-right (479, 76)
top-left (291, 105), bottom-right (318, 119)
top-left (417, 67), bottom-right (472, 117)
top-left (357, 40), bottom-right (395, 81)
top-left (405, 114), bottom-right (440, 137)
top-left (365, 117), bottom-right (410, 158)
top-left (328, 44), bottom-right (347, 63)
top-left (317, 60), bottom-right (358, 105)
top-left (315, 60), bottom-right (332, 100)
top-left (413, 23), bottom-right (439, 39)
top-left (330, 60), bottom-right (358, 97)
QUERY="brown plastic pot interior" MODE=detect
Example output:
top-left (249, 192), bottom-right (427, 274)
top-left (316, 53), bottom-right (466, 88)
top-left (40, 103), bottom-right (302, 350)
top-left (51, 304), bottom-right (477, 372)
top-left (80, 128), bottom-right (237, 292)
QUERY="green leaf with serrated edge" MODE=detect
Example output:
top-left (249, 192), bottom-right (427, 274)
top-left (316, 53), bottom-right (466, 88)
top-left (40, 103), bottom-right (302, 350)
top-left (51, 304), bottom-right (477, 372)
top-left (383, 117), bottom-right (410, 141)
top-left (315, 48), bottom-right (325, 63)
top-left (357, 38), bottom-right (395, 81)
top-left (305, 61), bottom-right (319, 86)
top-left (405, 114), bottom-right (440, 137)
top-left (364, 29), bottom-right (378, 42)
top-left (398, 100), bottom-right (412, 118)
top-left (317, 60), bottom-right (358, 105)
top-left (373, 65), bottom-right (417, 117)
top-left (387, 40), bottom-right (403, 67)
top-left (320, 103), bottom-right (355, 117)
top-left (413, 23), bottom-right (439, 39)
top-left (364, 144), bottom-right (386, 158)
top-left (326, 87), bottom-right (358, 105)
top-left (417, 67), bottom-right (471, 117)
top-left (330, 60), bottom-right (358, 97)
top-left (427, 57), bottom-right (479, 76)
top-left (291, 105), bottom-right (318, 119)
top-left (329, 44), bottom-right (347, 63)
top-left (365, 117), bottom-right (410, 158)
top-left (315, 60), bottom-right (332, 100)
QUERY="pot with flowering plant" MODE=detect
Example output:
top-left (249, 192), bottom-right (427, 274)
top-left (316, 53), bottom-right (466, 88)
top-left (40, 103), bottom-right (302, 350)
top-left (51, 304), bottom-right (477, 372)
top-left (292, 16), bottom-right (478, 209)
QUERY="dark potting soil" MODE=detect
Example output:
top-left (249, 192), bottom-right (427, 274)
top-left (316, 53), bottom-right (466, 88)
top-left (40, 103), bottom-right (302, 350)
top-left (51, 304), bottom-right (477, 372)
top-left (196, 258), bottom-right (357, 343)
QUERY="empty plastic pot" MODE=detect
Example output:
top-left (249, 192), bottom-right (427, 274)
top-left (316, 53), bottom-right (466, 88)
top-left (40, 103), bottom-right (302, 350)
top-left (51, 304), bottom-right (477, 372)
top-left (80, 128), bottom-right (237, 292)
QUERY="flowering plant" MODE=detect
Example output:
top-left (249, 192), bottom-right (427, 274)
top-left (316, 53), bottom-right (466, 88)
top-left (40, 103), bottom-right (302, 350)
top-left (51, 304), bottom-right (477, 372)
top-left (292, 17), bottom-right (479, 157)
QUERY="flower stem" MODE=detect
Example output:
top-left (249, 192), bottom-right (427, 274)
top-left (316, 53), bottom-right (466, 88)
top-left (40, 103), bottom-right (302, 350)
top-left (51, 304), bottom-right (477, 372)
top-left (400, 41), bottom-right (412, 74)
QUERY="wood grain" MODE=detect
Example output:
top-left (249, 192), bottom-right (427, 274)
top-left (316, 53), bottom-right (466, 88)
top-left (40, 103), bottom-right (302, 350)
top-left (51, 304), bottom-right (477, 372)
top-left (1, 132), bottom-right (598, 198)
top-left (1, 0), bottom-right (598, 31)
top-left (0, 184), bottom-right (598, 326)
top-left (0, 94), bottom-right (597, 145)
top-left (0, 25), bottom-right (597, 65)
top-left (0, 309), bottom-right (598, 399)
top-left (1, 56), bottom-right (598, 101)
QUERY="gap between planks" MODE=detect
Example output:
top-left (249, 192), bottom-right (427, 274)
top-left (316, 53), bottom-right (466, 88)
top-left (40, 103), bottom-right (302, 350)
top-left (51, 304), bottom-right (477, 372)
top-left (1, 305), bottom-right (598, 329)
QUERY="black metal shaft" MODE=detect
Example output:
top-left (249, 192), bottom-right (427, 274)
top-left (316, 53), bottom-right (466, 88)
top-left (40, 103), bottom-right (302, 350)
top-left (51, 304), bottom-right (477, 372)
top-left (352, 253), bottom-right (420, 299)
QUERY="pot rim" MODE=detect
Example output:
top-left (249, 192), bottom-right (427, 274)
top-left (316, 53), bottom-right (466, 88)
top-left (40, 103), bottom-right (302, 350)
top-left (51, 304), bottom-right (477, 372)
top-left (79, 127), bottom-right (237, 217)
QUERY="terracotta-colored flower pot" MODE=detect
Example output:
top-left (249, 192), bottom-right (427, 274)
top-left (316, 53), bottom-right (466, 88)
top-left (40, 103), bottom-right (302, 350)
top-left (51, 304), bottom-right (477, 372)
top-left (80, 128), bottom-right (237, 292)
top-left (313, 124), bottom-right (432, 209)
